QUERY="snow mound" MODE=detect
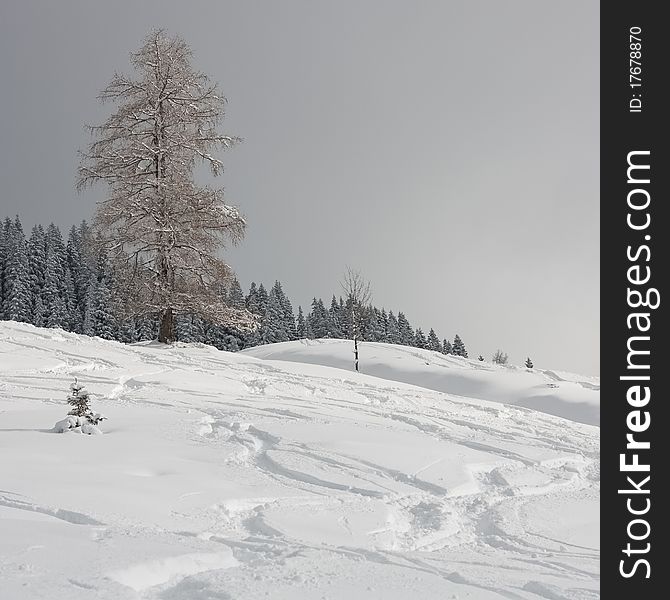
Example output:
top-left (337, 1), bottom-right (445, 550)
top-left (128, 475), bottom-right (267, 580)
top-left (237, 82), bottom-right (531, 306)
top-left (108, 551), bottom-right (237, 591)
top-left (53, 415), bottom-right (84, 432)
top-left (243, 339), bottom-right (600, 425)
top-left (0, 321), bottom-right (598, 599)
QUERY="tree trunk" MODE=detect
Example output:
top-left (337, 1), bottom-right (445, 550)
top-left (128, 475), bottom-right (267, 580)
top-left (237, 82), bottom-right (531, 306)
top-left (354, 335), bottom-right (359, 372)
top-left (158, 307), bottom-right (174, 343)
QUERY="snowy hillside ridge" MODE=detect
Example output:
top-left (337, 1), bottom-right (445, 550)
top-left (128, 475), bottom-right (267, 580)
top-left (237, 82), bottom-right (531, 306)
top-left (0, 321), bottom-right (598, 599)
top-left (243, 338), bottom-right (601, 426)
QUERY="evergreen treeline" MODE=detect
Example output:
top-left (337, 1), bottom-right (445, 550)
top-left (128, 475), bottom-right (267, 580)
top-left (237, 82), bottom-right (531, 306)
top-left (0, 217), bottom-right (468, 357)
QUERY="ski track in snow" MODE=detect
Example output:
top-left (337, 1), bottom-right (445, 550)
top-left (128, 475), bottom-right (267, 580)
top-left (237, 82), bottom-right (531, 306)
top-left (0, 322), bottom-right (599, 600)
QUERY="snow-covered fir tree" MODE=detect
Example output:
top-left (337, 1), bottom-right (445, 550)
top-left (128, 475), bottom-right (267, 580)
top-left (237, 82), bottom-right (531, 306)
top-left (83, 250), bottom-right (116, 340)
top-left (452, 334), bottom-right (468, 358)
top-left (386, 311), bottom-right (401, 344)
top-left (0, 218), bottom-right (11, 315)
top-left (27, 225), bottom-right (48, 324)
top-left (378, 309), bottom-right (389, 342)
top-left (273, 281), bottom-right (296, 341)
top-left (397, 312), bottom-right (414, 346)
top-left (427, 328), bottom-right (441, 352)
top-left (362, 306), bottom-right (385, 342)
top-left (256, 284), bottom-right (269, 314)
top-left (327, 295), bottom-right (343, 338)
top-left (261, 286), bottom-right (289, 344)
top-left (66, 224), bottom-right (91, 329)
top-left (525, 357), bottom-right (534, 369)
top-left (245, 282), bottom-right (260, 313)
top-left (442, 339), bottom-right (452, 355)
top-left (55, 377), bottom-right (106, 434)
top-left (308, 298), bottom-right (329, 339)
top-left (42, 237), bottom-right (69, 329)
top-left (119, 317), bottom-right (138, 344)
top-left (414, 327), bottom-right (427, 349)
top-left (2, 217), bottom-right (32, 323)
top-left (227, 278), bottom-right (245, 309)
top-left (176, 313), bottom-right (205, 343)
top-left (296, 306), bottom-right (306, 339)
top-left (305, 317), bottom-right (314, 340)
top-left (137, 315), bottom-right (157, 341)
top-left (67, 378), bottom-right (93, 421)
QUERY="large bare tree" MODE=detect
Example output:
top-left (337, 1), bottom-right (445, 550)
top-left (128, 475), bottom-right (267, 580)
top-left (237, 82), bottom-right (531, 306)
top-left (78, 29), bottom-right (253, 342)
top-left (341, 267), bottom-right (372, 372)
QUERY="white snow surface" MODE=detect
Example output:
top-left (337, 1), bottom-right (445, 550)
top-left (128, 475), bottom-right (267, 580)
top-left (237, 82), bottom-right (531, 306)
top-left (0, 322), bottom-right (599, 599)
top-left (243, 339), bottom-right (600, 426)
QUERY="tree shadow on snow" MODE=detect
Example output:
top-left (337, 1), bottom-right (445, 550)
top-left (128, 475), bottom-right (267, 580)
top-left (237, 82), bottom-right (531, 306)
top-left (0, 428), bottom-right (58, 433)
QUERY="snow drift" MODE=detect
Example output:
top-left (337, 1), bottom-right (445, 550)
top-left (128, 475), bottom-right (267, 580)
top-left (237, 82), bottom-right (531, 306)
top-left (243, 339), bottom-right (600, 426)
top-left (0, 322), bottom-right (599, 599)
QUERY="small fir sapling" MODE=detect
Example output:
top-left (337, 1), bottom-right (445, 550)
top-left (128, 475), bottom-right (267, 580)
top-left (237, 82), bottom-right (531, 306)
top-left (67, 377), bottom-right (93, 421)
top-left (525, 357), bottom-right (534, 369)
top-left (54, 377), bottom-right (106, 433)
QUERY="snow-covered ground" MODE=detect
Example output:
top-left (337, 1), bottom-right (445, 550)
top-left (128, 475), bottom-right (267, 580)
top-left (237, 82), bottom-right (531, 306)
top-left (0, 322), bottom-right (599, 599)
top-left (243, 339), bottom-right (600, 426)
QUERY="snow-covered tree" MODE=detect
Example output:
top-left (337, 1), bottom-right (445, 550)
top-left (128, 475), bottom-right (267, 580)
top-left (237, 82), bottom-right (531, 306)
top-left (27, 224), bottom-right (48, 324)
top-left (261, 286), bottom-right (289, 344)
top-left (305, 317), bottom-right (314, 340)
top-left (256, 284), bottom-right (269, 315)
top-left (296, 305), bottom-right (306, 339)
top-left (362, 307), bottom-right (384, 342)
top-left (0, 218), bottom-right (10, 314)
top-left (83, 278), bottom-right (116, 339)
top-left (55, 377), bottom-right (106, 434)
top-left (137, 314), bottom-right (158, 341)
top-left (308, 297), bottom-right (329, 339)
top-left (442, 339), bottom-right (452, 355)
top-left (67, 378), bottom-right (93, 421)
top-left (2, 217), bottom-right (32, 323)
top-left (78, 29), bottom-right (252, 343)
top-left (427, 328), bottom-right (441, 352)
top-left (414, 327), bottom-right (427, 349)
top-left (0, 220), bottom-right (7, 313)
top-left (245, 282), bottom-right (260, 313)
top-left (176, 313), bottom-right (205, 343)
top-left (386, 311), bottom-right (401, 344)
top-left (327, 295), bottom-right (343, 338)
top-left (452, 334), bottom-right (468, 358)
top-left (222, 333), bottom-right (240, 352)
top-left (478, 355), bottom-right (484, 361)
top-left (397, 312), bottom-right (413, 346)
top-left (525, 356), bottom-right (533, 369)
top-left (274, 281), bottom-right (296, 341)
top-left (378, 309), bottom-right (389, 341)
top-left (492, 349), bottom-right (508, 365)
top-left (83, 250), bottom-right (117, 340)
top-left (42, 227), bottom-right (70, 330)
top-left (227, 278), bottom-right (245, 309)
top-left (66, 224), bottom-right (91, 328)
top-left (341, 268), bottom-right (372, 372)
top-left (119, 317), bottom-right (138, 343)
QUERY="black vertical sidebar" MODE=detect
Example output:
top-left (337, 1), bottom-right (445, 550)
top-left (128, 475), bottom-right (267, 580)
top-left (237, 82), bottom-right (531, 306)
top-left (601, 3), bottom-right (668, 597)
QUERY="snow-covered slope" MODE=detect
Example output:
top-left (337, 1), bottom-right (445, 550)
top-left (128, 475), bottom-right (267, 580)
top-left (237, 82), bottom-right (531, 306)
top-left (243, 339), bottom-right (600, 426)
top-left (0, 322), bottom-right (599, 599)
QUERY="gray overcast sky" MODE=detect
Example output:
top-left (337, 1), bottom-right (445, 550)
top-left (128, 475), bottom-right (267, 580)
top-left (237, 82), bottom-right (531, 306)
top-left (0, 1), bottom-right (599, 375)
